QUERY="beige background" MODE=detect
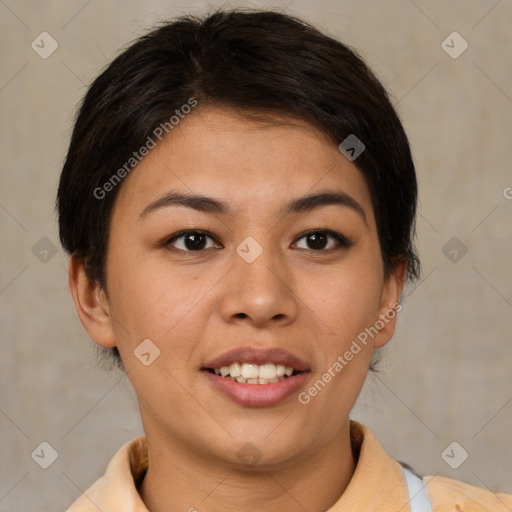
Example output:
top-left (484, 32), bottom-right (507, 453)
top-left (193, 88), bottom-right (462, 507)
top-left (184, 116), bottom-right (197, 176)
top-left (1, 0), bottom-right (511, 510)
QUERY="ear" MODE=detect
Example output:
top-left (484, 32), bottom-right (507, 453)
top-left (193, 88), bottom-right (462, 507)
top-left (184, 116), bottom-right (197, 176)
top-left (68, 254), bottom-right (117, 348)
top-left (373, 260), bottom-right (407, 349)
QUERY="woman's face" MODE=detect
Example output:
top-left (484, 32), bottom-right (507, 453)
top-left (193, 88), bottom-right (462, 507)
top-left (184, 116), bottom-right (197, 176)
top-left (79, 105), bottom-right (403, 467)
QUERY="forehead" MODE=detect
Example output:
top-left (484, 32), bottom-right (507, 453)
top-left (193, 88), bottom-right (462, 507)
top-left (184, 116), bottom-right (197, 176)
top-left (112, 105), bottom-right (373, 221)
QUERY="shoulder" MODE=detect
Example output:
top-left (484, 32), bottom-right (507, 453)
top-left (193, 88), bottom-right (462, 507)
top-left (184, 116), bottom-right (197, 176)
top-left (424, 474), bottom-right (512, 512)
top-left (66, 435), bottom-right (149, 511)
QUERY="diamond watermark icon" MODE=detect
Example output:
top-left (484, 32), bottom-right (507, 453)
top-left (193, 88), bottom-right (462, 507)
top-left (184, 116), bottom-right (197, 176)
top-left (236, 236), bottom-right (263, 264)
top-left (441, 32), bottom-right (468, 59)
top-left (237, 442), bottom-right (262, 466)
top-left (134, 338), bottom-right (161, 366)
top-left (441, 441), bottom-right (468, 469)
top-left (338, 134), bottom-right (365, 161)
top-left (31, 441), bottom-right (59, 469)
top-left (442, 236), bottom-right (468, 263)
top-left (31, 32), bottom-right (59, 59)
top-left (32, 237), bottom-right (58, 263)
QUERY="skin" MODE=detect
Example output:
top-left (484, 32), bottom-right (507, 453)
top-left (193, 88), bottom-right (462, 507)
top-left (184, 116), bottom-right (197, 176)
top-left (69, 105), bottom-right (405, 512)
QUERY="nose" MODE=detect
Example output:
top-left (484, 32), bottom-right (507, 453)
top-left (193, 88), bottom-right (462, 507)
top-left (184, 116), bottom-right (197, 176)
top-left (218, 242), bottom-right (299, 328)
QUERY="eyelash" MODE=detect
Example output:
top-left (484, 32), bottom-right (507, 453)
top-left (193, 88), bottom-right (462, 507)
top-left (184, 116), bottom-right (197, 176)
top-left (162, 229), bottom-right (353, 254)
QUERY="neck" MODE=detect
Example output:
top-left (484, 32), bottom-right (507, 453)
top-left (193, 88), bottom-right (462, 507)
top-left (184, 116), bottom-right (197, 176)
top-left (139, 421), bottom-right (357, 512)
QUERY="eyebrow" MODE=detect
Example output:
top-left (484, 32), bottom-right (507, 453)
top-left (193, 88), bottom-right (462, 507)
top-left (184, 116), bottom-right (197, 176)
top-left (138, 189), bottom-right (366, 223)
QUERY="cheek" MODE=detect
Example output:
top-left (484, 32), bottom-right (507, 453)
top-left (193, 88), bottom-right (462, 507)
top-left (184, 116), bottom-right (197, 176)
top-left (305, 261), bottom-right (383, 342)
top-left (105, 247), bottom-right (171, 337)
top-left (105, 246), bottom-right (218, 364)
top-left (295, 268), bottom-right (381, 424)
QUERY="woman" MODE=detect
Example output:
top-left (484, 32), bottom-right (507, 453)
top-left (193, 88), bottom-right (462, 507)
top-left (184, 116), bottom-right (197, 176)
top-left (57, 8), bottom-right (512, 511)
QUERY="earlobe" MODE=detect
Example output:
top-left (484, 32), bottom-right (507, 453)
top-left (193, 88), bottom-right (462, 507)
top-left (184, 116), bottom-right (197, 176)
top-left (373, 260), bottom-right (407, 349)
top-left (68, 255), bottom-right (117, 348)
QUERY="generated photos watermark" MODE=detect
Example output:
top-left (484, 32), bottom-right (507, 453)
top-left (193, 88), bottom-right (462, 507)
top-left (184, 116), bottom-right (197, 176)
top-left (93, 97), bottom-right (198, 200)
top-left (298, 302), bottom-right (402, 405)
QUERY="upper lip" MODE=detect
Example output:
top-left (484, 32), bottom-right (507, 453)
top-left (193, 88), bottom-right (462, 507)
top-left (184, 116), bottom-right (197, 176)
top-left (203, 347), bottom-right (310, 372)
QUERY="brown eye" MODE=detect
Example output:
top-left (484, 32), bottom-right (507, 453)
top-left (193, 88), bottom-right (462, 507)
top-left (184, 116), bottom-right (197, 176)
top-left (165, 230), bottom-right (221, 252)
top-left (304, 232), bottom-right (329, 250)
top-left (293, 230), bottom-right (352, 252)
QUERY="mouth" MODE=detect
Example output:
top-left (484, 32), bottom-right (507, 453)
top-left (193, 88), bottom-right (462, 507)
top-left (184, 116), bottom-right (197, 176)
top-left (201, 347), bottom-right (310, 407)
top-left (205, 362), bottom-right (298, 385)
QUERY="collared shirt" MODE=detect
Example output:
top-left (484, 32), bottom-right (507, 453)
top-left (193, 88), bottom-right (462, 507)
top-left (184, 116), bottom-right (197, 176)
top-left (66, 421), bottom-right (512, 511)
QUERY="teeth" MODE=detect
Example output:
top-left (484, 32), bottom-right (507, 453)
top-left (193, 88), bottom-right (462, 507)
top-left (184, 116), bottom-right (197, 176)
top-left (229, 363), bottom-right (241, 377)
top-left (241, 363), bottom-right (259, 379)
top-left (234, 375), bottom-right (287, 384)
top-left (211, 362), bottom-right (296, 382)
top-left (259, 363), bottom-right (276, 379)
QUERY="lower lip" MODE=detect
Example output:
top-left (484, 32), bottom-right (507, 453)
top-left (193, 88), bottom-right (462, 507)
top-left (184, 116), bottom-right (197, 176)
top-left (202, 370), bottom-right (309, 407)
